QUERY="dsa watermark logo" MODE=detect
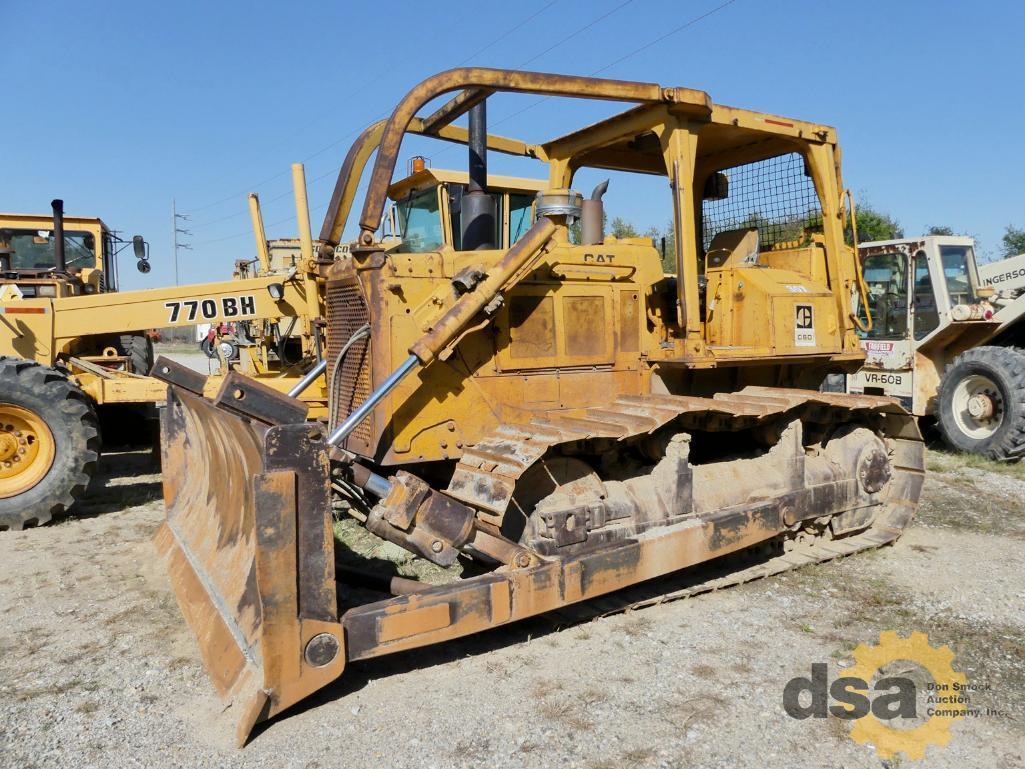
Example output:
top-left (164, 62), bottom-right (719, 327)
top-left (782, 631), bottom-right (975, 761)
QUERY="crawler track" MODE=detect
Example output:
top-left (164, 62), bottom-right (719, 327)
top-left (447, 386), bottom-right (925, 623)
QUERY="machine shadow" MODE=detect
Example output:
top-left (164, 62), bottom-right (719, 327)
top-left (71, 448), bottom-right (162, 520)
top-left (251, 543), bottom-right (780, 739)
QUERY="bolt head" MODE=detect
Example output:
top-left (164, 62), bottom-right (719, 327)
top-left (431, 540), bottom-right (444, 553)
top-left (303, 633), bottom-right (340, 667)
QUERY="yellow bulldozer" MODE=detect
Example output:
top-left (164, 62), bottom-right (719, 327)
top-left (0, 169), bottom-right (331, 530)
top-left (151, 67), bottom-right (925, 743)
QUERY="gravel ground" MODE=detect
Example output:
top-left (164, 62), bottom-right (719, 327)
top-left (1, 449), bottom-right (1023, 768)
top-left (155, 350), bottom-right (220, 375)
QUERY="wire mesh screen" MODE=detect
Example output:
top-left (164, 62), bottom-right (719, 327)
top-left (701, 153), bottom-right (822, 252)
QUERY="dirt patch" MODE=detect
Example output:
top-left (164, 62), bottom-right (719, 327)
top-left (1, 447), bottom-right (1024, 768)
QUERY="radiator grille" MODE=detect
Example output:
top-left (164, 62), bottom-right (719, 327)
top-left (326, 274), bottom-right (373, 452)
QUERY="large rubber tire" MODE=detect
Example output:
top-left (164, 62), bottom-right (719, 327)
top-left (937, 346), bottom-right (1025, 460)
top-left (0, 358), bottom-right (100, 530)
top-left (117, 333), bottom-right (155, 375)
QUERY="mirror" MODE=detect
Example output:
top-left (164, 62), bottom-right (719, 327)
top-left (136, 259), bottom-right (151, 274)
top-left (132, 235), bottom-right (146, 259)
top-left (702, 172), bottom-right (728, 200)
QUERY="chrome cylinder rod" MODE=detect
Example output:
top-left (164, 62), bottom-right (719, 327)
top-left (361, 471), bottom-right (393, 499)
top-left (287, 358), bottom-right (328, 398)
top-left (327, 354), bottom-right (419, 446)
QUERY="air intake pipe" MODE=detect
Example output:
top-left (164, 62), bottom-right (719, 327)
top-left (580, 180), bottom-right (609, 245)
top-left (461, 101), bottom-right (496, 250)
top-left (51, 199), bottom-right (67, 273)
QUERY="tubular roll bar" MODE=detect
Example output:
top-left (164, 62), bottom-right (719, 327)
top-left (355, 68), bottom-right (685, 245)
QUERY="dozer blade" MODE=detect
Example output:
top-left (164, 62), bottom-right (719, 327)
top-left (154, 385), bottom-right (345, 746)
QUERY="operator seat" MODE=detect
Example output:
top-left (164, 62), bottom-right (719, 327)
top-left (705, 228), bottom-right (760, 270)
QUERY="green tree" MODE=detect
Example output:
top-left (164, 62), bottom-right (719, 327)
top-left (1002, 225), bottom-right (1025, 257)
top-left (645, 221), bottom-right (676, 273)
top-left (609, 216), bottom-right (640, 239)
top-left (850, 202), bottom-right (903, 243)
top-left (926, 225), bottom-right (955, 236)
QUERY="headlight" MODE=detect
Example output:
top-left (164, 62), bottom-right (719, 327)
top-left (36, 284), bottom-right (57, 297)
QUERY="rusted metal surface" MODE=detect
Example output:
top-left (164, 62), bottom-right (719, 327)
top-left (212, 371), bottom-right (309, 426)
top-left (158, 379), bottom-right (922, 743)
top-left (357, 68), bottom-right (691, 241)
top-left (420, 87), bottom-right (495, 134)
top-left (366, 470), bottom-right (476, 566)
top-left (150, 354), bottom-right (207, 395)
top-left (318, 113), bottom-right (536, 247)
top-left (324, 261), bottom-right (373, 453)
top-left (407, 217), bottom-right (556, 365)
top-left (156, 387), bottom-right (344, 746)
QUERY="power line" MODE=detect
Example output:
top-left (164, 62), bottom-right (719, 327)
top-left (193, 201), bottom-right (329, 247)
top-left (428, 0), bottom-right (741, 161)
top-left (191, 0), bottom-right (739, 250)
top-left (592, 0), bottom-right (739, 75)
top-left (186, 1), bottom-right (560, 219)
top-left (186, 2), bottom-right (565, 243)
top-left (455, 0), bottom-right (561, 66)
top-left (515, 0), bottom-right (637, 70)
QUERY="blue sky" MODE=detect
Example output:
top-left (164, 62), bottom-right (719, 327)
top-left (4, 0), bottom-right (1023, 290)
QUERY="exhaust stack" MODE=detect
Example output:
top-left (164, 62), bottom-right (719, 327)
top-left (51, 199), bottom-right (67, 273)
top-left (581, 180), bottom-right (609, 245)
top-left (460, 101), bottom-right (496, 250)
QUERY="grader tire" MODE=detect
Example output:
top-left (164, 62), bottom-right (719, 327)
top-left (117, 333), bottom-right (155, 375)
top-left (937, 346), bottom-right (1025, 460)
top-left (0, 357), bottom-right (100, 530)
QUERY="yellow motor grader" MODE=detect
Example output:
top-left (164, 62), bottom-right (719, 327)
top-left (152, 68), bottom-right (924, 744)
top-left (0, 170), bottom-right (329, 530)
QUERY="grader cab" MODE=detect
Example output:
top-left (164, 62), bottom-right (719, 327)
top-left (153, 68), bottom-right (924, 743)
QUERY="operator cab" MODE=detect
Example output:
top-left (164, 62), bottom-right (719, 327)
top-left (384, 164), bottom-right (546, 252)
top-left (855, 236), bottom-right (987, 344)
top-left (847, 235), bottom-right (994, 412)
top-left (0, 204), bottom-right (149, 298)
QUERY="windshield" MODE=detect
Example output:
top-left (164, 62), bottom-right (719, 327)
top-left (3, 229), bottom-right (97, 270)
top-left (394, 188), bottom-right (444, 253)
top-left (939, 245), bottom-right (977, 306)
top-left (857, 251), bottom-right (908, 339)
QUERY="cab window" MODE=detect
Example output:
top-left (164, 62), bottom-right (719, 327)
top-left (395, 188), bottom-right (444, 253)
top-left (5, 229), bottom-right (96, 270)
top-left (858, 252), bottom-right (908, 339)
top-left (509, 194), bottom-right (534, 244)
top-left (913, 251), bottom-right (940, 340)
top-left (103, 234), bottom-right (117, 291)
top-left (939, 245), bottom-right (977, 307)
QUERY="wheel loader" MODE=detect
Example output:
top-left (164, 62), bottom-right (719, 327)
top-left (0, 170), bottom-right (330, 530)
top-left (151, 67), bottom-right (925, 744)
top-left (845, 235), bottom-right (1025, 459)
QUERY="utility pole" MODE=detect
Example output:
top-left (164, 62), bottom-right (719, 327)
top-left (171, 198), bottom-right (192, 286)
